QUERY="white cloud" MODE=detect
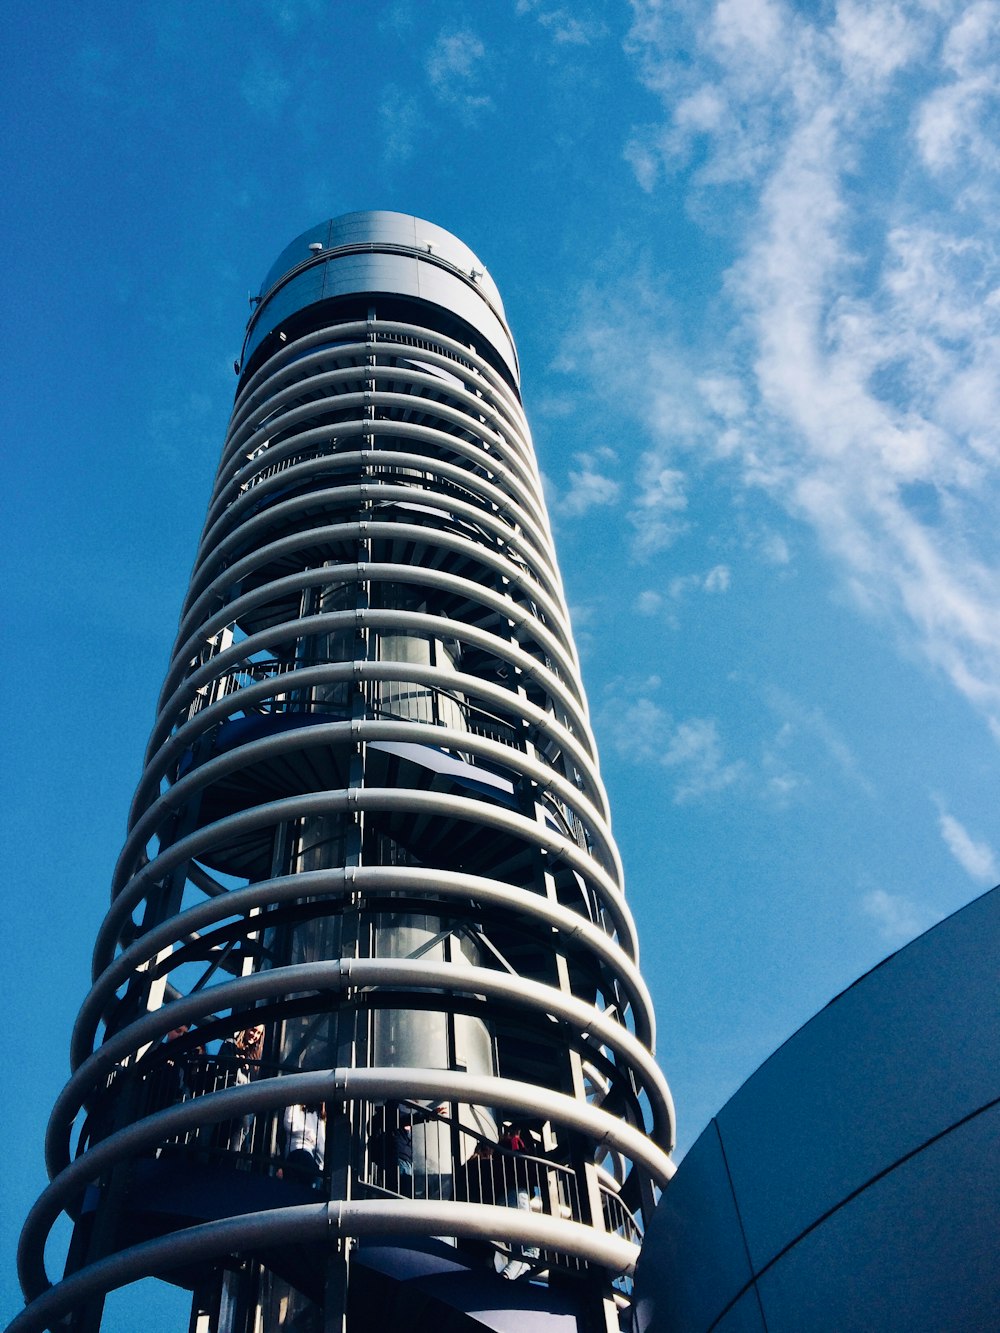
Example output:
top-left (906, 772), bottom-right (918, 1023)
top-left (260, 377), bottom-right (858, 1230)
top-left (697, 374), bottom-right (748, 422)
top-left (426, 29), bottom-right (492, 114)
top-left (861, 888), bottom-right (939, 945)
top-left (603, 693), bottom-right (675, 765)
top-left (707, 0), bottom-right (788, 84)
top-left (942, 1), bottom-right (1000, 74)
top-left (563, 470), bottom-right (619, 514)
top-left (760, 531), bottom-right (791, 565)
top-left (602, 679), bottom-right (882, 809)
top-left (379, 85), bottom-right (424, 163)
top-left (833, 0), bottom-right (924, 84)
top-left (772, 687), bottom-right (873, 793)
top-left (760, 729), bottom-right (808, 808)
top-left (259, 0), bottom-right (326, 32)
top-left (668, 563), bottom-right (732, 599)
top-left (601, 686), bottom-right (745, 801)
top-left (703, 563), bottom-right (731, 592)
top-left (557, 450), bottom-right (621, 516)
top-left (763, 771), bottom-right (804, 806)
top-left (549, 272), bottom-right (710, 559)
top-left (624, 127), bottom-right (663, 193)
top-left (675, 84), bottom-right (727, 135)
top-left (631, 460), bottom-right (689, 557)
top-left (663, 717), bottom-right (746, 801)
top-left (616, 0), bottom-right (1000, 735)
top-left (517, 1), bottom-right (608, 45)
top-left (937, 809), bottom-right (999, 882)
top-left (635, 589), bottom-right (663, 615)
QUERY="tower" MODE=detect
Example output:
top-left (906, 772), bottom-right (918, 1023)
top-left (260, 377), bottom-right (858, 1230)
top-left (13, 213), bottom-right (675, 1333)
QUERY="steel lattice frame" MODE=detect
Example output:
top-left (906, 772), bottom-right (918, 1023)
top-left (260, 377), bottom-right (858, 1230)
top-left (13, 214), bottom-right (675, 1333)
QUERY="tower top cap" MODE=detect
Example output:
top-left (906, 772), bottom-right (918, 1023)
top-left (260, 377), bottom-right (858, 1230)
top-left (260, 211), bottom-right (505, 317)
top-left (244, 211), bottom-right (518, 384)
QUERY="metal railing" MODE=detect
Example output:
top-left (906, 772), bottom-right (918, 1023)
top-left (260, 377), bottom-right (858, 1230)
top-left (599, 1182), bottom-right (643, 1296)
top-left (188, 657), bottom-right (294, 716)
top-left (370, 678), bottom-right (523, 752)
top-left (376, 329), bottom-right (477, 377)
top-left (358, 1100), bottom-right (581, 1227)
top-left (186, 661), bottom-right (525, 758)
top-left (600, 1181), bottom-right (643, 1246)
top-left (84, 1055), bottom-right (284, 1173)
top-left (81, 1057), bottom-right (608, 1283)
top-left (238, 440), bottom-right (343, 494)
top-left (177, 665), bottom-right (604, 853)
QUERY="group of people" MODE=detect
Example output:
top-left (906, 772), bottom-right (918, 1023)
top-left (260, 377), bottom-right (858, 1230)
top-left (466, 1125), bottom-right (543, 1280)
top-left (365, 1099), bottom-right (451, 1194)
top-left (155, 1017), bottom-right (543, 1279)
top-left (366, 1108), bottom-right (544, 1279)
top-left (158, 1020), bottom-right (326, 1179)
top-left (220, 1024), bottom-right (329, 1184)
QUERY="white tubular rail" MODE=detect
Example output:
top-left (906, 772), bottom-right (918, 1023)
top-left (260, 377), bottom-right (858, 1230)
top-left (21, 1066), bottom-right (673, 1305)
top-left (11, 1204), bottom-right (639, 1333)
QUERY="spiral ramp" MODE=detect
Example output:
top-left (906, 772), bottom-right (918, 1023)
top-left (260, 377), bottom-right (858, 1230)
top-left (12, 213), bottom-right (674, 1333)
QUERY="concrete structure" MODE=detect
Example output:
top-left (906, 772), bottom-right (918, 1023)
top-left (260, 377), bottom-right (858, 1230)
top-left (632, 884), bottom-right (1000, 1333)
top-left (13, 213), bottom-right (674, 1333)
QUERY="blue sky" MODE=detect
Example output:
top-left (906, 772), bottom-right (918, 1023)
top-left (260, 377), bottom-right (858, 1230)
top-left (4, 1), bottom-right (1000, 1324)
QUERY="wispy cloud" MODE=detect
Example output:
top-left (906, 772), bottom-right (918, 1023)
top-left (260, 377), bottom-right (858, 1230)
top-left (861, 888), bottom-right (940, 945)
top-left (556, 449), bottom-right (621, 517)
top-left (379, 84), bottom-right (424, 163)
top-left (517, 1), bottom-right (609, 46)
top-left (936, 805), bottom-right (999, 882)
top-left (426, 28), bottom-right (492, 116)
top-left (669, 563), bottom-right (731, 598)
top-left (614, 0), bottom-right (1000, 734)
top-left (551, 274), bottom-right (702, 559)
top-left (916, 3), bottom-right (1000, 177)
top-left (760, 762), bottom-right (806, 810)
top-left (258, 0), bottom-right (327, 32)
top-left (600, 672), bottom-right (881, 810)
top-left (763, 686), bottom-right (874, 796)
top-left (632, 564), bottom-right (731, 618)
top-left (759, 530), bottom-right (791, 566)
top-left (664, 716), bottom-right (746, 801)
top-left (240, 55), bottom-right (292, 117)
top-left (631, 456), bottom-right (689, 557)
top-left (601, 684), bottom-right (745, 801)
